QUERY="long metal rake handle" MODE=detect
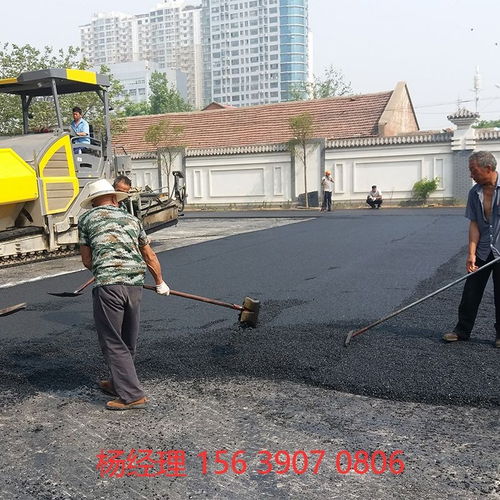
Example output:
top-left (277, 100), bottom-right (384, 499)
top-left (143, 284), bottom-right (244, 311)
top-left (344, 256), bottom-right (500, 346)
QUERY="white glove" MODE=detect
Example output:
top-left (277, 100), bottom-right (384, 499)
top-left (156, 281), bottom-right (170, 295)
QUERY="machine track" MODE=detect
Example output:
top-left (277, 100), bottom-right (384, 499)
top-left (0, 246), bottom-right (79, 269)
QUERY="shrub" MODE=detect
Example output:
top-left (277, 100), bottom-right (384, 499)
top-left (412, 178), bottom-right (440, 203)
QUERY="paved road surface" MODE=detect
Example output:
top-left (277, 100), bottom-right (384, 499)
top-left (0, 208), bottom-right (498, 499)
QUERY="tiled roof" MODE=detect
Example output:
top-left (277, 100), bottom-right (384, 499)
top-left (476, 129), bottom-right (500, 140)
top-left (327, 131), bottom-right (453, 149)
top-left (202, 102), bottom-right (237, 110)
top-left (113, 91), bottom-right (394, 154)
top-left (447, 108), bottom-right (479, 120)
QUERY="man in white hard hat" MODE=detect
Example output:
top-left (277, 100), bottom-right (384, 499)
top-left (78, 179), bottom-right (171, 410)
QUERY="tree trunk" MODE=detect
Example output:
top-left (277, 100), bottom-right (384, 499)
top-left (157, 152), bottom-right (162, 191)
top-left (303, 143), bottom-right (308, 208)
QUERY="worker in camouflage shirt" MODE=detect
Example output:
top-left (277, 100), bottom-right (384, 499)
top-left (78, 179), bottom-right (170, 411)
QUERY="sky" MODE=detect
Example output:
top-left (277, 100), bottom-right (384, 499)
top-left (1, 0), bottom-right (500, 130)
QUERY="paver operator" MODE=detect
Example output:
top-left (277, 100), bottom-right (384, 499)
top-left (443, 150), bottom-right (500, 348)
top-left (70, 106), bottom-right (90, 152)
top-left (78, 179), bottom-right (171, 410)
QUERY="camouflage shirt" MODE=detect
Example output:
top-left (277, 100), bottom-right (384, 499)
top-left (78, 205), bottom-right (150, 286)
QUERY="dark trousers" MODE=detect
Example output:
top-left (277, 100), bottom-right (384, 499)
top-left (322, 191), bottom-right (332, 211)
top-left (454, 252), bottom-right (500, 339)
top-left (367, 198), bottom-right (382, 208)
top-left (92, 285), bottom-right (145, 403)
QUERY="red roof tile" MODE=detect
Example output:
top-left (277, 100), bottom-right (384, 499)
top-left (113, 91), bottom-right (394, 153)
top-left (202, 102), bottom-right (237, 110)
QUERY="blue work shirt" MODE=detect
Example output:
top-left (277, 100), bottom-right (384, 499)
top-left (71, 117), bottom-right (90, 144)
top-left (465, 173), bottom-right (500, 260)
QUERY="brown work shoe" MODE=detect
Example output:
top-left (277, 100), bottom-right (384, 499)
top-left (442, 332), bottom-right (468, 343)
top-left (98, 380), bottom-right (117, 397)
top-left (106, 397), bottom-right (148, 411)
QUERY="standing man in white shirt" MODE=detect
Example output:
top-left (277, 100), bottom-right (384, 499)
top-left (320, 170), bottom-right (334, 211)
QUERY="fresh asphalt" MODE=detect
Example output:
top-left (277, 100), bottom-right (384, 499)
top-left (0, 208), bottom-right (498, 499)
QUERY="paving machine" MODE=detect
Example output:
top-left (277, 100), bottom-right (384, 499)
top-left (0, 68), bottom-right (179, 267)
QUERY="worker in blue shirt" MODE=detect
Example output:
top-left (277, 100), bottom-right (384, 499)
top-left (71, 106), bottom-right (90, 153)
top-left (443, 150), bottom-right (500, 348)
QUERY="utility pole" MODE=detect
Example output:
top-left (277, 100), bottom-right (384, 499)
top-left (473, 66), bottom-right (481, 113)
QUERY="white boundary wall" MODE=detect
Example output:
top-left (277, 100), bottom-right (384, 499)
top-left (185, 151), bottom-right (292, 207)
top-left (128, 129), bottom-right (500, 207)
top-left (325, 143), bottom-right (455, 204)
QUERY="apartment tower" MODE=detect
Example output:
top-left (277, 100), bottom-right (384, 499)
top-left (80, 1), bottom-right (203, 108)
top-left (202, 0), bottom-right (309, 106)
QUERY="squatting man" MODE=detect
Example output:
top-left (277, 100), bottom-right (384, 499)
top-left (79, 179), bottom-right (171, 410)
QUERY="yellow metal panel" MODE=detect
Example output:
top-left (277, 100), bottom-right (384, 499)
top-left (65, 69), bottom-right (97, 85)
top-left (0, 77), bottom-right (18, 85)
top-left (0, 148), bottom-right (38, 205)
top-left (39, 136), bottom-right (79, 214)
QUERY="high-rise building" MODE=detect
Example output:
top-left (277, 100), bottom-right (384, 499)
top-left (149, 2), bottom-right (203, 109)
top-left (201, 0), bottom-right (310, 107)
top-left (102, 61), bottom-right (188, 104)
top-left (80, 12), bottom-right (139, 65)
top-left (79, 1), bottom-right (203, 108)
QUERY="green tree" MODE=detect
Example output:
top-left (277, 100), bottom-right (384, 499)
top-left (473, 119), bottom-right (500, 129)
top-left (288, 112), bottom-right (315, 208)
top-left (412, 178), bottom-right (440, 204)
top-left (123, 100), bottom-right (151, 116)
top-left (148, 71), bottom-right (192, 114)
top-left (289, 65), bottom-right (353, 101)
top-left (0, 43), bottom-right (127, 137)
top-left (144, 118), bottom-right (185, 195)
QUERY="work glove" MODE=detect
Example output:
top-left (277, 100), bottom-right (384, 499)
top-left (156, 281), bottom-right (170, 295)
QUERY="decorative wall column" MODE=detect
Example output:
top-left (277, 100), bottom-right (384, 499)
top-left (448, 108), bottom-right (479, 203)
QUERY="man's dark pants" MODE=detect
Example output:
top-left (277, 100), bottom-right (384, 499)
top-left (366, 198), bottom-right (382, 208)
top-left (322, 191), bottom-right (332, 211)
top-left (92, 285), bottom-right (145, 403)
top-left (454, 252), bottom-right (500, 340)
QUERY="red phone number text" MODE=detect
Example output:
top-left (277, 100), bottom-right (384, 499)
top-left (96, 449), bottom-right (405, 478)
top-left (198, 449), bottom-right (405, 475)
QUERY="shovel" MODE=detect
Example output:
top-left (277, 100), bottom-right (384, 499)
top-left (0, 303), bottom-right (27, 317)
top-left (48, 277), bottom-right (260, 326)
top-left (47, 277), bottom-right (95, 297)
top-left (142, 284), bottom-right (260, 327)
